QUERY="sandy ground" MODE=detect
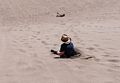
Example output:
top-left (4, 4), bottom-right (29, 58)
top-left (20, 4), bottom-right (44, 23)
top-left (0, 0), bottom-right (120, 83)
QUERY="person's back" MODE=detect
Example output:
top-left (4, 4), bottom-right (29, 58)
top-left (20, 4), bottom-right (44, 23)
top-left (51, 34), bottom-right (77, 58)
top-left (60, 42), bottom-right (76, 58)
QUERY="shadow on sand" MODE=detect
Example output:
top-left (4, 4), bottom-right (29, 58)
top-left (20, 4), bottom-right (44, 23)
top-left (54, 55), bottom-right (81, 59)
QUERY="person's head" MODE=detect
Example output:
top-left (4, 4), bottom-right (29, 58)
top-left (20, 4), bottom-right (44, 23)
top-left (61, 34), bottom-right (71, 42)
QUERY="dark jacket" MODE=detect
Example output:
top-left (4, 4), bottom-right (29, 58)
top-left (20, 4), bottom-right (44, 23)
top-left (60, 42), bottom-right (76, 58)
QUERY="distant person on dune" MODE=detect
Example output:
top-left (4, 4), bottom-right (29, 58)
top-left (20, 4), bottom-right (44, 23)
top-left (51, 34), bottom-right (80, 58)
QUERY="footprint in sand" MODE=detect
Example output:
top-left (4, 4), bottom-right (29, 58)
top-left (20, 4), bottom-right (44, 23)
top-left (86, 47), bottom-right (95, 51)
top-left (98, 48), bottom-right (105, 51)
top-left (40, 40), bottom-right (51, 49)
top-left (76, 65), bottom-right (82, 69)
top-left (102, 54), bottom-right (110, 57)
top-left (108, 48), bottom-right (116, 50)
top-left (87, 25), bottom-right (92, 28)
top-left (19, 29), bottom-right (23, 31)
top-left (17, 61), bottom-right (28, 66)
top-left (27, 45), bottom-right (33, 48)
top-left (41, 40), bottom-right (49, 45)
top-left (17, 62), bottom-right (37, 72)
top-left (94, 25), bottom-right (99, 28)
top-left (81, 24), bottom-right (85, 27)
top-left (93, 44), bottom-right (99, 47)
top-left (107, 59), bottom-right (120, 63)
top-left (22, 66), bottom-right (37, 72)
top-left (53, 44), bottom-right (58, 46)
top-left (12, 40), bottom-right (18, 43)
top-left (46, 37), bottom-right (50, 40)
top-left (37, 38), bottom-right (41, 40)
top-left (104, 52), bottom-right (111, 55)
top-left (17, 48), bottom-right (26, 53)
top-left (19, 60), bottom-right (44, 71)
top-left (33, 60), bottom-right (44, 69)
top-left (34, 60), bottom-right (43, 64)
top-left (36, 31), bottom-right (41, 35)
top-left (31, 53), bottom-right (38, 58)
top-left (31, 35), bottom-right (37, 39)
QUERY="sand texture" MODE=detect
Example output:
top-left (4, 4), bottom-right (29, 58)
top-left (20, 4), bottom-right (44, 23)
top-left (0, 0), bottom-right (120, 83)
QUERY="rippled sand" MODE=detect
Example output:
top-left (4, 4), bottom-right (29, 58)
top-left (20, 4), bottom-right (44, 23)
top-left (0, 0), bottom-right (120, 83)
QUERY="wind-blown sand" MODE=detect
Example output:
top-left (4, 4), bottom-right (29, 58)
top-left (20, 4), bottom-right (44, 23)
top-left (0, 0), bottom-right (120, 83)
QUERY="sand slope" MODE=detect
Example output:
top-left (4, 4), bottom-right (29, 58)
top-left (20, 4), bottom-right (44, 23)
top-left (0, 0), bottom-right (120, 83)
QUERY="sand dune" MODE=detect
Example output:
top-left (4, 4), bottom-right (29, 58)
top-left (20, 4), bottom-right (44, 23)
top-left (0, 0), bottom-right (120, 83)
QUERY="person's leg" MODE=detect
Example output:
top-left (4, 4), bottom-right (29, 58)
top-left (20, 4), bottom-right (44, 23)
top-left (51, 49), bottom-right (66, 58)
top-left (51, 49), bottom-right (57, 54)
top-left (60, 55), bottom-right (66, 58)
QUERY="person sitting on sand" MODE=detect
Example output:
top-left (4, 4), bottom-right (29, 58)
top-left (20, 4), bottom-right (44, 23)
top-left (51, 34), bottom-right (78, 58)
